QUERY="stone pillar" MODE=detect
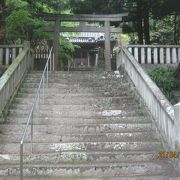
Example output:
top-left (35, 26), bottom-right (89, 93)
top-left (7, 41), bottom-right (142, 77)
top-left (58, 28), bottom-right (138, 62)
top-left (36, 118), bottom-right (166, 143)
top-left (95, 54), bottom-right (98, 67)
top-left (87, 52), bottom-right (90, 67)
top-left (104, 21), bottom-right (111, 71)
top-left (23, 41), bottom-right (33, 69)
top-left (53, 19), bottom-right (60, 70)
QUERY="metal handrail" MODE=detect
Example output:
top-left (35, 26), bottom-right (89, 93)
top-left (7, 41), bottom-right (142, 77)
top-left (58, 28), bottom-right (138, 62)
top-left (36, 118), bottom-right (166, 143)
top-left (20, 47), bottom-right (53, 180)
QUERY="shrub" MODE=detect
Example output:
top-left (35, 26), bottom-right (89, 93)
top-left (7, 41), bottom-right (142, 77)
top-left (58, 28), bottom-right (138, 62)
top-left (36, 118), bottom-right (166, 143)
top-left (148, 66), bottom-right (180, 104)
top-left (59, 37), bottom-right (79, 70)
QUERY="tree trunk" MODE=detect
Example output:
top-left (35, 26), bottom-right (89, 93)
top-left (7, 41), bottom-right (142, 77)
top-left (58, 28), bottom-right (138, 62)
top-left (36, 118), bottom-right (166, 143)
top-left (143, 10), bottom-right (150, 45)
top-left (137, 19), bottom-right (143, 44)
top-left (174, 13), bottom-right (177, 45)
top-left (175, 62), bottom-right (180, 79)
top-left (136, 0), bottom-right (143, 44)
top-left (0, 0), bottom-right (6, 44)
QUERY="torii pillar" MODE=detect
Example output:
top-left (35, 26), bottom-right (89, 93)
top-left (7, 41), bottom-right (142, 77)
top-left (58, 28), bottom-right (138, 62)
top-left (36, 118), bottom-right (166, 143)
top-left (104, 21), bottom-right (111, 71)
top-left (53, 18), bottom-right (60, 70)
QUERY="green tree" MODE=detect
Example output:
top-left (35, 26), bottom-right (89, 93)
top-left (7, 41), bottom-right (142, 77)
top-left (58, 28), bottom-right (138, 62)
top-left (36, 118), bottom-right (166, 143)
top-left (21, 0), bottom-right (71, 14)
top-left (59, 37), bottom-right (79, 70)
top-left (122, 0), bottom-right (180, 44)
top-left (150, 16), bottom-right (177, 44)
top-left (70, 0), bottom-right (123, 14)
top-left (151, 0), bottom-right (180, 45)
top-left (0, 0), bottom-right (6, 43)
top-left (5, 0), bottom-right (71, 45)
top-left (70, 0), bottom-right (125, 28)
top-left (70, 0), bottom-right (153, 44)
top-left (148, 66), bottom-right (180, 103)
top-left (6, 9), bottom-right (49, 46)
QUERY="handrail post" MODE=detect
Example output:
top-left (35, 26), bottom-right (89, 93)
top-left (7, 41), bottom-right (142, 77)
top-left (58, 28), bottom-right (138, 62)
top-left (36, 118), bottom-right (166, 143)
top-left (42, 75), bottom-right (45, 103)
top-left (50, 55), bottom-right (52, 72)
top-left (52, 53), bottom-right (55, 71)
top-left (31, 111), bottom-right (34, 153)
top-left (20, 143), bottom-right (23, 180)
top-left (47, 63), bottom-right (49, 88)
top-left (38, 93), bottom-right (40, 118)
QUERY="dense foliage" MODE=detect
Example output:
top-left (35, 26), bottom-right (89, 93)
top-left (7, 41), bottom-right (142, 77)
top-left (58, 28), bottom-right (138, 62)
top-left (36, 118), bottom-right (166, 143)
top-left (3, 0), bottom-right (77, 69)
top-left (70, 0), bottom-right (180, 45)
top-left (6, 9), bottom-right (49, 46)
top-left (1, 0), bottom-right (180, 45)
top-left (0, 0), bottom-right (179, 77)
top-left (1, 0), bottom-right (71, 45)
top-left (148, 67), bottom-right (180, 103)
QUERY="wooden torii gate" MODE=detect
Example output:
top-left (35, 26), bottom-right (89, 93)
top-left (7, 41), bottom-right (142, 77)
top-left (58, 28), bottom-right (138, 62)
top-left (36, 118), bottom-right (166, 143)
top-left (43, 13), bottom-right (128, 71)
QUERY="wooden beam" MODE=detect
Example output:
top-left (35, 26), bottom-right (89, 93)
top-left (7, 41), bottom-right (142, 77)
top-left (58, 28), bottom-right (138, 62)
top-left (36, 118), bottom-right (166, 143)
top-left (41, 13), bottom-right (128, 22)
top-left (44, 26), bottom-right (122, 33)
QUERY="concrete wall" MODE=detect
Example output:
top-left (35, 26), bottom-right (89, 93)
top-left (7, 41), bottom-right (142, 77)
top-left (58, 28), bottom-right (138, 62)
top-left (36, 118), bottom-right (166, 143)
top-left (116, 46), bottom-right (180, 171)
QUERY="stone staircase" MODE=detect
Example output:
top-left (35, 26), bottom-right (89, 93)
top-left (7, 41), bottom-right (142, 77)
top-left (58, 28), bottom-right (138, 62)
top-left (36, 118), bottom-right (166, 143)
top-left (0, 71), bottom-right (179, 180)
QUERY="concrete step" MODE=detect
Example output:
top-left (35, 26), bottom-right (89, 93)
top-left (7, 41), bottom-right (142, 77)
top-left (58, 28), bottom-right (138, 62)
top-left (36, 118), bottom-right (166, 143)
top-left (21, 80), bottom-right (129, 87)
top-left (0, 123), bottom-right (153, 136)
top-left (0, 131), bottom-right (157, 143)
top-left (22, 76), bottom-right (129, 85)
top-left (17, 89), bottom-right (133, 99)
top-left (13, 96), bottom-right (136, 105)
top-left (0, 175), bottom-right (179, 180)
top-left (5, 116), bottom-right (151, 125)
top-left (21, 83), bottom-right (102, 89)
top-left (0, 161), bottom-right (175, 177)
top-left (26, 71), bottom-right (125, 79)
top-left (17, 88), bottom-right (133, 96)
top-left (10, 104), bottom-right (140, 113)
top-left (0, 151), bottom-right (160, 165)
top-left (28, 70), bottom-right (124, 77)
top-left (24, 74), bottom-right (126, 81)
top-left (16, 92), bottom-right (134, 101)
top-left (22, 82), bottom-right (128, 90)
top-left (0, 142), bottom-right (161, 154)
top-left (25, 72), bottom-right (125, 78)
top-left (8, 109), bottom-right (146, 118)
top-left (23, 74), bottom-right (129, 91)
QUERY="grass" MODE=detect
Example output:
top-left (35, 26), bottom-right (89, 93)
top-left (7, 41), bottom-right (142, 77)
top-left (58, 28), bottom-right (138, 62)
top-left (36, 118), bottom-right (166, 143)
top-left (136, 110), bottom-right (145, 116)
